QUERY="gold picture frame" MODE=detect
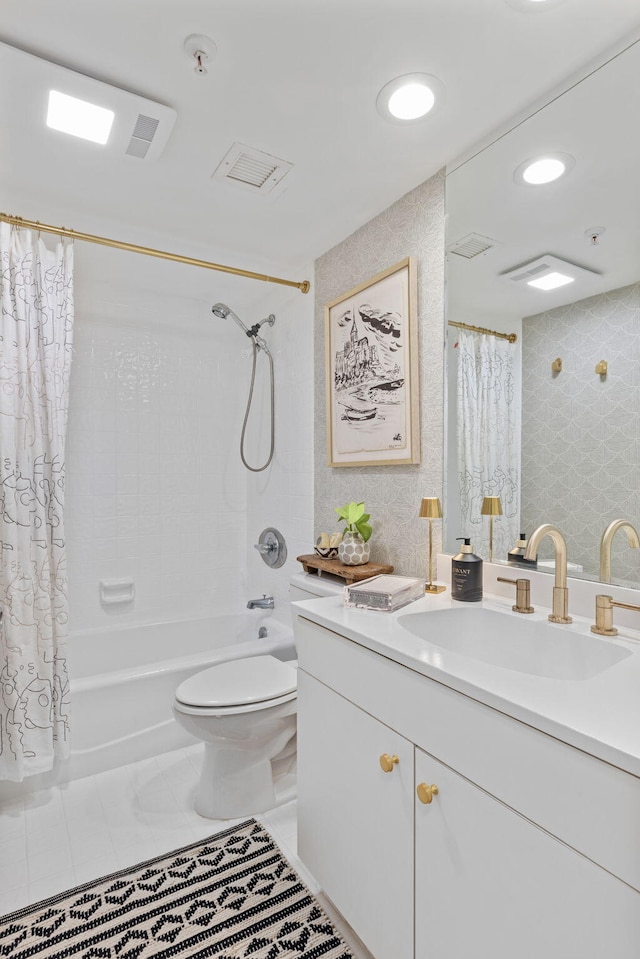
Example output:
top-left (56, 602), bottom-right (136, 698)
top-left (325, 257), bottom-right (420, 467)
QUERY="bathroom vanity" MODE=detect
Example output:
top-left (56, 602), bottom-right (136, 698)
top-left (293, 593), bottom-right (640, 959)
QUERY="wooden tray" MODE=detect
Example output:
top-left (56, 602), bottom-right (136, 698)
top-left (296, 553), bottom-right (394, 586)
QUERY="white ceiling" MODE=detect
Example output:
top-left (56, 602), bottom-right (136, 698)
top-left (2, 0), bottom-right (640, 314)
top-left (447, 36), bottom-right (640, 320)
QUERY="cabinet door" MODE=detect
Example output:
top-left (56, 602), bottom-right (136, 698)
top-left (297, 669), bottom-right (414, 959)
top-left (415, 749), bottom-right (640, 959)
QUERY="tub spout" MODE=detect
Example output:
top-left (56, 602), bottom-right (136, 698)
top-left (247, 595), bottom-right (274, 610)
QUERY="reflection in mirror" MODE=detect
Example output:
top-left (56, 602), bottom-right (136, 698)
top-left (445, 38), bottom-right (640, 589)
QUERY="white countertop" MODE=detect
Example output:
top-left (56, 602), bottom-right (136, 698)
top-left (293, 590), bottom-right (640, 778)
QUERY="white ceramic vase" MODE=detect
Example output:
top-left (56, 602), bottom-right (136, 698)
top-left (338, 530), bottom-right (371, 565)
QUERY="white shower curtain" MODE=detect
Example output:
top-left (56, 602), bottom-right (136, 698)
top-left (456, 329), bottom-right (519, 561)
top-left (0, 223), bottom-right (74, 781)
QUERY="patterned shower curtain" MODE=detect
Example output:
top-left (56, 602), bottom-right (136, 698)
top-left (457, 329), bottom-right (519, 561)
top-left (0, 222), bottom-right (74, 781)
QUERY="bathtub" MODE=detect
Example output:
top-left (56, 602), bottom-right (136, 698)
top-left (0, 614), bottom-right (296, 800)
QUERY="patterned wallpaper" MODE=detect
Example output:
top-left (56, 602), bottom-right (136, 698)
top-left (314, 172), bottom-right (446, 578)
top-left (521, 281), bottom-right (640, 585)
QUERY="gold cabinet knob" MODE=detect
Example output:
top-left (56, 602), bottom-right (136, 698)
top-left (417, 782), bottom-right (439, 804)
top-left (379, 753), bottom-right (400, 773)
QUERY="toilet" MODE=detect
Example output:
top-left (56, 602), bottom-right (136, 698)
top-left (173, 571), bottom-right (342, 819)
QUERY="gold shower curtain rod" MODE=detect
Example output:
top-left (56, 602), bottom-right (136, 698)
top-left (0, 213), bottom-right (310, 294)
top-left (448, 320), bottom-right (517, 343)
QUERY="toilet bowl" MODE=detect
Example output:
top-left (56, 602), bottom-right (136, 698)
top-left (173, 655), bottom-right (297, 819)
top-left (173, 572), bottom-right (343, 819)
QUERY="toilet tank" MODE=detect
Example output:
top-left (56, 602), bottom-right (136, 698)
top-left (289, 571), bottom-right (343, 603)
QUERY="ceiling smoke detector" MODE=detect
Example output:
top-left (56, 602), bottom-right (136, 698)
top-left (212, 142), bottom-right (294, 195)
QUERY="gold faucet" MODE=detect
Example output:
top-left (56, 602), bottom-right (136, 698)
top-left (598, 519), bottom-right (640, 583)
top-left (524, 524), bottom-right (572, 624)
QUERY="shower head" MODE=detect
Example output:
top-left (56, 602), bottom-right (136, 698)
top-left (211, 302), bottom-right (231, 319)
top-left (211, 302), bottom-right (251, 334)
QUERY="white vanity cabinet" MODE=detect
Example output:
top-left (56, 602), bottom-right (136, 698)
top-left (295, 613), bottom-right (640, 959)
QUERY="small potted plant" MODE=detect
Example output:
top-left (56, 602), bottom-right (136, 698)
top-left (335, 501), bottom-right (372, 565)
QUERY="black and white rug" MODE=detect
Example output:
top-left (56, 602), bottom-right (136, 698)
top-left (0, 819), bottom-right (353, 959)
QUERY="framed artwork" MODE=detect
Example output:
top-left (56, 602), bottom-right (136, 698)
top-left (325, 256), bottom-right (420, 467)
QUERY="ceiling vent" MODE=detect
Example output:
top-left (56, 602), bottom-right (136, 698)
top-left (2, 41), bottom-right (176, 162)
top-left (501, 254), bottom-right (600, 287)
top-left (448, 233), bottom-right (498, 259)
top-left (125, 114), bottom-right (161, 159)
top-left (212, 142), bottom-right (293, 195)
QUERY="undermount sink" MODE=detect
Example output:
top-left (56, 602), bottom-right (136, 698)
top-left (396, 607), bottom-right (632, 680)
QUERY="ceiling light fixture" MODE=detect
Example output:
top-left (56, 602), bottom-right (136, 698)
top-left (527, 271), bottom-right (575, 291)
top-left (376, 73), bottom-right (445, 123)
top-left (501, 254), bottom-right (599, 292)
top-left (514, 152), bottom-right (575, 185)
top-left (47, 90), bottom-right (114, 144)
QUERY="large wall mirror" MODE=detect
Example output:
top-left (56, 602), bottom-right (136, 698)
top-left (444, 37), bottom-right (640, 590)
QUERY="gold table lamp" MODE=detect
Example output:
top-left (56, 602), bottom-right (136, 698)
top-left (419, 497), bottom-right (446, 594)
top-left (481, 496), bottom-right (503, 563)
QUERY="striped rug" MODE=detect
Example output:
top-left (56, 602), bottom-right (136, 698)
top-left (0, 819), bottom-right (353, 959)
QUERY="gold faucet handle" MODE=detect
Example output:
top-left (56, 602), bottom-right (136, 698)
top-left (497, 576), bottom-right (534, 614)
top-left (592, 594), bottom-right (640, 636)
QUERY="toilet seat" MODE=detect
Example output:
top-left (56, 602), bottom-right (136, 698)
top-left (175, 655), bottom-right (297, 711)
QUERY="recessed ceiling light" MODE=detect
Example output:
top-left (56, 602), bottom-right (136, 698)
top-left (47, 89), bottom-right (115, 144)
top-left (376, 73), bottom-right (445, 123)
top-left (527, 271), bottom-right (575, 291)
top-left (514, 152), bottom-right (575, 185)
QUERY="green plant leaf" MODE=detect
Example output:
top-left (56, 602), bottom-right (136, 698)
top-left (335, 501), bottom-right (372, 539)
top-left (355, 520), bottom-right (372, 542)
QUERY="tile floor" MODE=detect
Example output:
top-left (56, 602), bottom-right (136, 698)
top-left (0, 745), bottom-right (371, 957)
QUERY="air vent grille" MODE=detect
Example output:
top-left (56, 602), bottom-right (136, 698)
top-left (448, 233), bottom-right (497, 259)
top-left (213, 142), bottom-right (293, 195)
top-left (508, 263), bottom-right (551, 282)
top-left (132, 114), bottom-right (159, 142)
top-left (227, 154), bottom-right (278, 188)
top-left (125, 114), bottom-right (160, 159)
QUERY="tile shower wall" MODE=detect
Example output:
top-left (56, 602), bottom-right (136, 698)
top-left (314, 172), bottom-right (446, 576)
top-left (245, 282), bottom-right (315, 623)
top-left (521, 281), bottom-right (640, 584)
top-left (66, 280), bottom-right (248, 631)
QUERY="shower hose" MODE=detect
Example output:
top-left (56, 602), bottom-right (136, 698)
top-left (241, 338), bottom-right (275, 472)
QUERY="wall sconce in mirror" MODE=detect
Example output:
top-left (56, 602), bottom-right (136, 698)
top-left (419, 497), bottom-right (446, 594)
top-left (595, 359), bottom-right (608, 378)
top-left (481, 496), bottom-right (503, 563)
top-left (551, 357), bottom-right (562, 374)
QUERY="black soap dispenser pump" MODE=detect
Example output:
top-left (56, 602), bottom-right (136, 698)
top-left (508, 533), bottom-right (537, 568)
top-left (452, 537), bottom-right (483, 602)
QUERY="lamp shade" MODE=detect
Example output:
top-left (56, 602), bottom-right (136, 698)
top-left (419, 497), bottom-right (442, 519)
top-left (481, 496), bottom-right (503, 517)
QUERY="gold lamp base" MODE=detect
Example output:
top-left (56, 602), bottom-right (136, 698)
top-left (425, 583), bottom-right (446, 594)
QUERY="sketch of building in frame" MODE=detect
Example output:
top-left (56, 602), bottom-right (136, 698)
top-left (325, 257), bottom-right (420, 467)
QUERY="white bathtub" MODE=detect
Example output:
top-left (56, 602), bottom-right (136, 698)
top-left (0, 614), bottom-right (296, 800)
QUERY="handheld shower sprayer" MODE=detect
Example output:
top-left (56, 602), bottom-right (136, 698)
top-left (211, 304), bottom-right (274, 350)
top-left (210, 301), bottom-right (277, 472)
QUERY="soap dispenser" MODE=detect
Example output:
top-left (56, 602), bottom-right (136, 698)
top-left (507, 533), bottom-right (537, 569)
top-left (451, 537), bottom-right (483, 602)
